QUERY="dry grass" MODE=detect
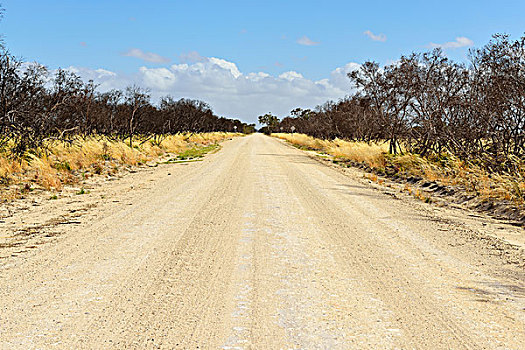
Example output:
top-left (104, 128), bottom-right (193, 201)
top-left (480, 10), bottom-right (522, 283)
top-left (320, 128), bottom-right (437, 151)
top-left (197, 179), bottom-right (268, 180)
top-left (274, 133), bottom-right (525, 206)
top-left (273, 133), bottom-right (387, 168)
top-left (0, 132), bottom-right (239, 197)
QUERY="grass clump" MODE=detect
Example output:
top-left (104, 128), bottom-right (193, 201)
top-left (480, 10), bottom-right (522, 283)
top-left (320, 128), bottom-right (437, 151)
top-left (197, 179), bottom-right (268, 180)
top-left (177, 144), bottom-right (219, 160)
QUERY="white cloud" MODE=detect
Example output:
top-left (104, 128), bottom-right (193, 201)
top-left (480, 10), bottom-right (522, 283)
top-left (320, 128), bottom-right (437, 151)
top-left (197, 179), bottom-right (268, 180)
top-left (67, 56), bottom-right (360, 123)
top-left (278, 71), bottom-right (304, 81)
top-left (208, 57), bottom-right (242, 78)
top-left (139, 67), bottom-right (176, 90)
top-left (66, 66), bottom-right (118, 80)
top-left (94, 68), bottom-right (117, 77)
top-left (122, 48), bottom-right (171, 64)
top-left (429, 36), bottom-right (474, 49)
top-left (297, 36), bottom-right (320, 46)
top-left (328, 62), bottom-right (361, 88)
top-left (363, 30), bottom-right (387, 42)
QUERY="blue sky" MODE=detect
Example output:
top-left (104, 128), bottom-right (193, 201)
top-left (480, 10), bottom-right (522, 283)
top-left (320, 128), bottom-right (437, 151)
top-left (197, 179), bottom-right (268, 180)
top-left (1, 0), bottom-right (524, 122)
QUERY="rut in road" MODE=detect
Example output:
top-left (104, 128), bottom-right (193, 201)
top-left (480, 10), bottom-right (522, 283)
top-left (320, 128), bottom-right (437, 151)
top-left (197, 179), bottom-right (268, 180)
top-left (0, 133), bottom-right (524, 349)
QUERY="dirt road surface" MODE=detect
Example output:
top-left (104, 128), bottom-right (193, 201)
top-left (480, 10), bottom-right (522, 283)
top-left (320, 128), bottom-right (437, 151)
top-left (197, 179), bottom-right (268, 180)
top-left (1, 134), bottom-right (524, 349)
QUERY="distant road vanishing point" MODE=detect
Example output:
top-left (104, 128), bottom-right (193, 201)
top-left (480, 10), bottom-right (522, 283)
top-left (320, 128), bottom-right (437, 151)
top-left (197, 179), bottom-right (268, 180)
top-left (1, 133), bottom-right (524, 349)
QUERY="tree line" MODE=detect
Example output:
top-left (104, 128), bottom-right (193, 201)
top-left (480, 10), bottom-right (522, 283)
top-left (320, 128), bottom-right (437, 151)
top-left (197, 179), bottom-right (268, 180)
top-left (0, 51), bottom-right (254, 157)
top-left (269, 34), bottom-right (525, 172)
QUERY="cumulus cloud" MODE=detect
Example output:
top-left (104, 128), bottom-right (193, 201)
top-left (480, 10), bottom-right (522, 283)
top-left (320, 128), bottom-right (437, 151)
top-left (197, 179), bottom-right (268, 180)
top-left (122, 48), bottom-right (171, 63)
top-left (67, 56), bottom-right (360, 123)
top-left (429, 36), bottom-right (474, 49)
top-left (297, 36), bottom-right (320, 46)
top-left (363, 30), bottom-right (387, 42)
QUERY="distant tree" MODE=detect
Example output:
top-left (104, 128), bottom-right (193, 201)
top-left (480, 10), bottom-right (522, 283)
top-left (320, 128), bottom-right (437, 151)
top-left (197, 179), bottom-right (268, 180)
top-left (95, 89), bottom-right (123, 134)
top-left (349, 61), bottom-right (414, 154)
top-left (290, 108), bottom-right (313, 120)
top-left (243, 123), bottom-right (256, 134)
top-left (258, 113), bottom-right (280, 134)
top-left (123, 85), bottom-right (151, 146)
top-left (469, 34), bottom-right (525, 167)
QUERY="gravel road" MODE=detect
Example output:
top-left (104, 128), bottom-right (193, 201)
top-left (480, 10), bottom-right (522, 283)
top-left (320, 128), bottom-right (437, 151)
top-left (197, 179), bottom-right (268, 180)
top-left (1, 133), bottom-right (524, 349)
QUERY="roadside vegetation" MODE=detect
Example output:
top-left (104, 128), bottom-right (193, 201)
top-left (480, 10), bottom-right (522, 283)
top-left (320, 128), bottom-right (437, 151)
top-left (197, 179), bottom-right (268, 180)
top-left (266, 34), bottom-right (525, 220)
top-left (274, 133), bottom-right (525, 207)
top-left (0, 132), bottom-right (238, 200)
top-left (267, 34), bottom-right (525, 169)
top-left (0, 49), bottom-right (254, 157)
top-left (0, 46), bottom-right (250, 199)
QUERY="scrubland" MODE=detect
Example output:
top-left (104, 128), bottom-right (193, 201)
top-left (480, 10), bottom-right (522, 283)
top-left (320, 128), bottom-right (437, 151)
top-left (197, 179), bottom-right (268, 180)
top-left (268, 35), bottom-right (525, 222)
top-left (0, 47), bottom-right (252, 202)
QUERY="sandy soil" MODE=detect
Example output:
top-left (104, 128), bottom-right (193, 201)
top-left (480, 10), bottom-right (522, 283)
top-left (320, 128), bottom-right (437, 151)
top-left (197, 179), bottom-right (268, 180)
top-left (0, 133), bottom-right (524, 349)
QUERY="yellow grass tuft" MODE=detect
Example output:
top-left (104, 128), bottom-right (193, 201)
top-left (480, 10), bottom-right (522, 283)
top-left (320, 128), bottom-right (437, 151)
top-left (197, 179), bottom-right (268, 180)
top-left (0, 156), bottom-right (22, 182)
top-left (327, 140), bottom-right (387, 168)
